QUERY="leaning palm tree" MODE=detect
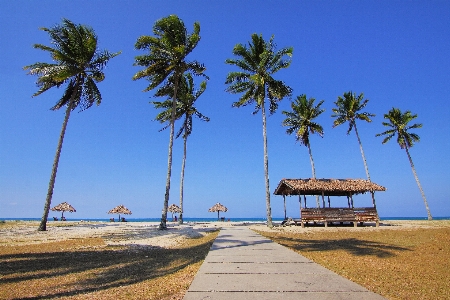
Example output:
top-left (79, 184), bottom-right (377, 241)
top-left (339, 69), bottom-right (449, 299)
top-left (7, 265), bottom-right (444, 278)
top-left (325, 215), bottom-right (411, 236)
top-left (153, 73), bottom-right (209, 224)
top-left (225, 34), bottom-right (293, 227)
top-left (376, 108), bottom-right (432, 220)
top-left (133, 15), bottom-right (206, 229)
top-left (331, 91), bottom-right (377, 207)
top-left (24, 19), bottom-right (120, 231)
top-left (282, 95), bottom-right (325, 207)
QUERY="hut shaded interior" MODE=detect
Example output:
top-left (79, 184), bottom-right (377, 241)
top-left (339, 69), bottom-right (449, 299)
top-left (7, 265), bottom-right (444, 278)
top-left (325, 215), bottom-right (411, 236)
top-left (274, 178), bottom-right (386, 197)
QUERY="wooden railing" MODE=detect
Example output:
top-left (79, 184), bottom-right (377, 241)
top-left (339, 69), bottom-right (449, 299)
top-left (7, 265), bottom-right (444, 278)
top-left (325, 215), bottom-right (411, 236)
top-left (300, 207), bottom-right (379, 227)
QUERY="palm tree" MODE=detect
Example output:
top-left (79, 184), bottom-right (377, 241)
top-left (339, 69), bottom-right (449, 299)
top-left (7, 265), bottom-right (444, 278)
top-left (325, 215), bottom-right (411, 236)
top-left (133, 15), bottom-right (206, 229)
top-left (153, 73), bottom-right (209, 224)
top-left (23, 19), bottom-right (120, 231)
top-left (331, 91), bottom-right (377, 207)
top-left (225, 34), bottom-right (293, 227)
top-left (376, 108), bottom-right (432, 220)
top-left (282, 95), bottom-right (325, 207)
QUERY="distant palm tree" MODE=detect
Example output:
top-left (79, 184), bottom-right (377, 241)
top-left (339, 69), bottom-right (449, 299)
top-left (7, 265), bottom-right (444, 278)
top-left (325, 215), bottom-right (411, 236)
top-left (376, 108), bottom-right (432, 220)
top-left (331, 91), bottom-right (377, 207)
top-left (23, 19), bottom-right (120, 231)
top-left (282, 95), bottom-right (325, 207)
top-left (225, 34), bottom-right (293, 227)
top-left (133, 15), bottom-right (206, 229)
top-left (153, 73), bottom-right (209, 224)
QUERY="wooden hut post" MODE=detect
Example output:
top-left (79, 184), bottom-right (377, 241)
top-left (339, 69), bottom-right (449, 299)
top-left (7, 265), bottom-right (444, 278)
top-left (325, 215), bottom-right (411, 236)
top-left (327, 195), bottom-right (331, 208)
top-left (283, 195), bottom-right (287, 219)
top-left (371, 191), bottom-right (377, 208)
top-left (303, 195), bottom-right (307, 208)
top-left (298, 195), bottom-right (302, 218)
top-left (350, 194), bottom-right (354, 208)
top-left (347, 194), bottom-right (351, 208)
top-left (322, 191), bottom-right (325, 208)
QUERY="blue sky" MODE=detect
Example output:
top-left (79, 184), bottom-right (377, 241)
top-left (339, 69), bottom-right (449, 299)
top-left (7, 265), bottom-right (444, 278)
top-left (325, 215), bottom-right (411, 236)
top-left (1, 0), bottom-right (449, 219)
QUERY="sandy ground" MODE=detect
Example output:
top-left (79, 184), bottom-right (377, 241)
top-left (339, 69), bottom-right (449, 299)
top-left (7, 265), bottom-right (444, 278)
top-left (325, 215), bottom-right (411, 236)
top-left (1, 220), bottom-right (448, 248)
top-left (0, 220), bottom-right (236, 248)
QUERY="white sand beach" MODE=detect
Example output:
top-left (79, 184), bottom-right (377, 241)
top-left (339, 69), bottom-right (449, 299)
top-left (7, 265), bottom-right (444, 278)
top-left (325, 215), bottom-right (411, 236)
top-left (1, 219), bottom-right (448, 249)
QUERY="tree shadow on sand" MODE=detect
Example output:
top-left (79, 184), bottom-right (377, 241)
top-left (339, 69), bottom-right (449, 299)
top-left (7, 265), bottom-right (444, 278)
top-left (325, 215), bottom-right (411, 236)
top-left (0, 230), bottom-right (217, 300)
top-left (256, 232), bottom-right (412, 258)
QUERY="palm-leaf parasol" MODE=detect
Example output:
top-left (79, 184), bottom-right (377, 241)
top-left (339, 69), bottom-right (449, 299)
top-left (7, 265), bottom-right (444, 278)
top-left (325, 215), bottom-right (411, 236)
top-left (168, 204), bottom-right (181, 220)
top-left (107, 204), bottom-right (132, 221)
top-left (51, 202), bottom-right (76, 219)
top-left (208, 202), bottom-right (228, 220)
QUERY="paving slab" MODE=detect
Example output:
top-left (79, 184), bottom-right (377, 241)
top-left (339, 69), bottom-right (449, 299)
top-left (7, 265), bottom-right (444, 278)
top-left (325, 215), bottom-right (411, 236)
top-left (183, 227), bottom-right (386, 300)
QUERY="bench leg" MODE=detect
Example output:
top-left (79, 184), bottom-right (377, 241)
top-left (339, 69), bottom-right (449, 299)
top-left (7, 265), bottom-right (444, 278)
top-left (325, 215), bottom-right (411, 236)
top-left (376, 220), bottom-right (379, 227)
top-left (301, 222), bottom-right (305, 228)
top-left (353, 222), bottom-right (357, 227)
top-left (324, 222), bottom-right (328, 228)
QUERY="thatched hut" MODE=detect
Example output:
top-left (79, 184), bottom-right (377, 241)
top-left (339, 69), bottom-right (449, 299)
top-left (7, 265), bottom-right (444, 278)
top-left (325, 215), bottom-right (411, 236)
top-left (168, 204), bottom-right (181, 221)
top-left (208, 202), bottom-right (228, 220)
top-left (51, 202), bottom-right (76, 220)
top-left (108, 205), bottom-right (132, 222)
top-left (274, 178), bottom-right (386, 226)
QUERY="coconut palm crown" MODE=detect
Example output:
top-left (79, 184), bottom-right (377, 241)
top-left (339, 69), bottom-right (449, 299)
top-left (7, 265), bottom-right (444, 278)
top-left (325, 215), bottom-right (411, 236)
top-left (225, 33), bottom-right (293, 227)
top-left (132, 15), bottom-right (206, 230)
top-left (282, 95), bottom-right (324, 207)
top-left (376, 108), bottom-right (432, 220)
top-left (24, 19), bottom-right (120, 231)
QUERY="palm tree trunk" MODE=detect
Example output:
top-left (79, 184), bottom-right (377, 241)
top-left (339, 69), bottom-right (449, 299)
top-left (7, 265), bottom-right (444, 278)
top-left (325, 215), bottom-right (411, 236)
top-left (405, 147), bottom-right (432, 220)
top-left (261, 100), bottom-right (273, 228)
top-left (353, 122), bottom-right (371, 180)
top-left (38, 100), bottom-right (73, 231)
top-left (353, 122), bottom-right (377, 208)
top-left (160, 74), bottom-right (180, 230)
top-left (307, 142), bottom-right (320, 208)
top-left (179, 119), bottom-right (188, 225)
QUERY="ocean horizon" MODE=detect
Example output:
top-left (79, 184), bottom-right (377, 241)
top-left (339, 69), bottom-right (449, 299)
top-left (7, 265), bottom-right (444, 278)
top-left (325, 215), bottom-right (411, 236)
top-left (1, 216), bottom-right (449, 223)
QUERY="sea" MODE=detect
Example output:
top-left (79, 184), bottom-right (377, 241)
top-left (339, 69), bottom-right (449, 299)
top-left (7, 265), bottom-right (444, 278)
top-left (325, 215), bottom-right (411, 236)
top-left (1, 217), bottom-right (449, 223)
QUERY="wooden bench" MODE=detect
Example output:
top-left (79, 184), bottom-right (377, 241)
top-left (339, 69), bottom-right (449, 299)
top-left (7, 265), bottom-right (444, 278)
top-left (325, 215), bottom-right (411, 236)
top-left (300, 207), bottom-right (379, 228)
top-left (354, 207), bottom-right (379, 227)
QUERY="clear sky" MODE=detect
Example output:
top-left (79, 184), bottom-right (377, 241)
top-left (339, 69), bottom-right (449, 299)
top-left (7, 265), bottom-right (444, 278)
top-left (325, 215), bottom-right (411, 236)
top-left (1, 0), bottom-right (449, 220)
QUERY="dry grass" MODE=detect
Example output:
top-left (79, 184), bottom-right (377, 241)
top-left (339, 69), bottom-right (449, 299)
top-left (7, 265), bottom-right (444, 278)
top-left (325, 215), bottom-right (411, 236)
top-left (255, 222), bottom-right (450, 300)
top-left (0, 225), bottom-right (218, 300)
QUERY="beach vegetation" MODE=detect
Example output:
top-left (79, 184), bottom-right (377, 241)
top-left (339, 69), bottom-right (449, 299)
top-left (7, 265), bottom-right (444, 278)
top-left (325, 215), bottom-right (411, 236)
top-left (282, 95), bottom-right (325, 207)
top-left (153, 73), bottom-right (209, 224)
top-left (332, 91), bottom-right (377, 207)
top-left (225, 34), bottom-right (293, 227)
top-left (23, 19), bottom-right (121, 231)
top-left (132, 15), bottom-right (207, 230)
top-left (376, 108), bottom-right (432, 220)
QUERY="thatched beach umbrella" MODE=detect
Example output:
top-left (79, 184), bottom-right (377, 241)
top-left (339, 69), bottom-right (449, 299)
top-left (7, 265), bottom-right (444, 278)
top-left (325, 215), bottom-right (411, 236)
top-left (108, 205), bottom-right (132, 221)
top-left (168, 204), bottom-right (181, 220)
top-left (51, 202), bottom-right (76, 219)
top-left (208, 202), bottom-right (228, 220)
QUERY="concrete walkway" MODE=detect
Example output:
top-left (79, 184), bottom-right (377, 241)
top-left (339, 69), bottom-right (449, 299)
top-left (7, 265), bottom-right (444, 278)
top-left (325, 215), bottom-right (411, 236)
top-left (184, 226), bottom-right (386, 300)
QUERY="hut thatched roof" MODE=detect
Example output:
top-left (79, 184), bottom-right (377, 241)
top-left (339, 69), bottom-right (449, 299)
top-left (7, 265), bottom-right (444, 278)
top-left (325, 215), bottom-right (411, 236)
top-left (274, 178), bottom-right (386, 196)
top-left (51, 202), bottom-right (76, 213)
top-left (208, 202), bottom-right (228, 213)
top-left (168, 204), bottom-right (181, 213)
top-left (107, 205), bottom-right (132, 215)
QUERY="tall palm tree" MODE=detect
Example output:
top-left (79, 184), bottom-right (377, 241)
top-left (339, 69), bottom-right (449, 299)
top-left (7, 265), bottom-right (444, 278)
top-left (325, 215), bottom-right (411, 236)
top-left (133, 15), bottom-right (206, 229)
top-left (153, 73), bottom-right (209, 224)
top-left (225, 34), bottom-right (293, 227)
top-left (331, 91), bottom-right (377, 207)
top-left (23, 19), bottom-right (120, 231)
top-left (282, 95), bottom-right (325, 207)
top-left (376, 108), bottom-right (432, 220)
